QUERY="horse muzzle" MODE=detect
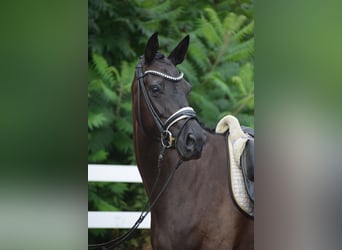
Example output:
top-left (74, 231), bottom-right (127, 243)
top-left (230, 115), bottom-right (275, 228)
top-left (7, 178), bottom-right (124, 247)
top-left (176, 123), bottom-right (206, 160)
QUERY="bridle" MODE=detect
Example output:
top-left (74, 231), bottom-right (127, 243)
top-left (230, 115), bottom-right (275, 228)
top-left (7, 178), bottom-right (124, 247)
top-left (136, 56), bottom-right (198, 150)
top-left (88, 57), bottom-right (198, 250)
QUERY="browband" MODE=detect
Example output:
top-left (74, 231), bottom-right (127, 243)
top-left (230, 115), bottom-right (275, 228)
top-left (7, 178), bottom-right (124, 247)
top-left (144, 70), bottom-right (184, 81)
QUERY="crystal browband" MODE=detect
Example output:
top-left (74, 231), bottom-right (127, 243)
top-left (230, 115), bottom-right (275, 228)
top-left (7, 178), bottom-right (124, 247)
top-left (144, 70), bottom-right (184, 81)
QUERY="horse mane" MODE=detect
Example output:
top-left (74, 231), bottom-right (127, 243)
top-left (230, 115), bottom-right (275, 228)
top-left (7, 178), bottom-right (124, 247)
top-left (198, 120), bottom-right (216, 134)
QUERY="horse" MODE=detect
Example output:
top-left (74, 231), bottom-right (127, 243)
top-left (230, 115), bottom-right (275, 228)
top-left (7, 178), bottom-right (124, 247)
top-left (131, 32), bottom-right (254, 250)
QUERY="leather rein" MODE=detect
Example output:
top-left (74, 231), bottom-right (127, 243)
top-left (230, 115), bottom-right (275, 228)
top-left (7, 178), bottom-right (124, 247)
top-left (88, 57), bottom-right (198, 250)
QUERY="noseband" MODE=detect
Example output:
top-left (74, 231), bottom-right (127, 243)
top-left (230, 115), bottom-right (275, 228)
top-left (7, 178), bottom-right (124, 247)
top-left (136, 57), bottom-right (197, 149)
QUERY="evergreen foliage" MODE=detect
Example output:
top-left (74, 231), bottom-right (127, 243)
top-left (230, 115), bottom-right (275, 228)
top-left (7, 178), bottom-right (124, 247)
top-left (184, 9), bottom-right (254, 127)
top-left (88, 0), bottom-right (254, 248)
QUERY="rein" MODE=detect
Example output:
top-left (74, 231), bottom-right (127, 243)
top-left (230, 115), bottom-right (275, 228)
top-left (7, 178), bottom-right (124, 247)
top-left (88, 57), bottom-right (195, 249)
top-left (88, 149), bottom-right (183, 250)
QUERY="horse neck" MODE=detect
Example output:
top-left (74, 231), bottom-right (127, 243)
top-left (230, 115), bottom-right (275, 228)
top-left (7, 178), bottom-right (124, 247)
top-left (134, 125), bottom-right (227, 195)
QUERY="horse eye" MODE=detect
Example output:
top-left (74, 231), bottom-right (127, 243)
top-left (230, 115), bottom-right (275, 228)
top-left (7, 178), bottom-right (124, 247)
top-left (150, 85), bottom-right (160, 94)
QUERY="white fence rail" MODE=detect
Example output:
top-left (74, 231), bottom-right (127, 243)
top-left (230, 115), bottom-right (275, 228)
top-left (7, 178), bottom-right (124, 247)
top-left (88, 164), bottom-right (150, 229)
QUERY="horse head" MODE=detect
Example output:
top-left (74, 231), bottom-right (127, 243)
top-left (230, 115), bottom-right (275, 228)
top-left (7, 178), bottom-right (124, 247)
top-left (132, 32), bottom-right (206, 160)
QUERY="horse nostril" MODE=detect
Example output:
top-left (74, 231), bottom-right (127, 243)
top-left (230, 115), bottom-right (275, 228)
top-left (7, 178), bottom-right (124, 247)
top-left (186, 133), bottom-right (196, 151)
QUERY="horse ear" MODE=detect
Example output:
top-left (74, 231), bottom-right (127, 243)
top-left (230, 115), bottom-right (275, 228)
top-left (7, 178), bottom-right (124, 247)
top-left (168, 35), bottom-right (190, 65)
top-left (144, 32), bottom-right (159, 65)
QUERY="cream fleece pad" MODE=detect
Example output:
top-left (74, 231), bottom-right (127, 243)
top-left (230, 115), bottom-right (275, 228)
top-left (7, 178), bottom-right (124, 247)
top-left (216, 115), bottom-right (253, 216)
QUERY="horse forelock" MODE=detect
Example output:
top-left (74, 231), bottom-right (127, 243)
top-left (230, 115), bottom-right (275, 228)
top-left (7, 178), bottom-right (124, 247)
top-left (143, 52), bottom-right (178, 72)
top-left (155, 51), bottom-right (164, 59)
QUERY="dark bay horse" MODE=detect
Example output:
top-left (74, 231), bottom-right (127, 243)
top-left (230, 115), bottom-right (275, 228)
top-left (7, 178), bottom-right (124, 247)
top-left (132, 33), bottom-right (253, 250)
